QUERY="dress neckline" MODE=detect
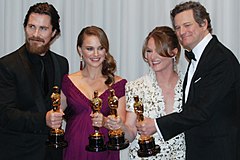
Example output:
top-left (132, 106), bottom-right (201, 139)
top-left (65, 75), bottom-right (126, 102)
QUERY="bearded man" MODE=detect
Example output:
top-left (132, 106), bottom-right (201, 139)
top-left (0, 3), bottom-right (69, 160)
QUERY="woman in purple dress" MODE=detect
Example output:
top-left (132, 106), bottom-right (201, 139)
top-left (60, 26), bottom-right (127, 160)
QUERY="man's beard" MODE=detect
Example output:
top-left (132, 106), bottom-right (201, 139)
top-left (26, 37), bottom-right (51, 55)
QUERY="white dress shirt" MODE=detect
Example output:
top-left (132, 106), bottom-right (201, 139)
top-left (184, 33), bottom-right (212, 102)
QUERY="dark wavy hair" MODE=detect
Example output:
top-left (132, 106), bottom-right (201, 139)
top-left (142, 26), bottom-right (181, 63)
top-left (23, 2), bottom-right (61, 40)
top-left (77, 26), bottom-right (116, 86)
top-left (170, 1), bottom-right (212, 34)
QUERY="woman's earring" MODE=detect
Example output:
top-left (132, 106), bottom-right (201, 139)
top-left (173, 56), bottom-right (177, 72)
top-left (80, 54), bottom-right (83, 70)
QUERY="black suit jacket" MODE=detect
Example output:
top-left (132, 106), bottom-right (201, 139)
top-left (156, 36), bottom-right (240, 160)
top-left (0, 45), bottom-right (69, 160)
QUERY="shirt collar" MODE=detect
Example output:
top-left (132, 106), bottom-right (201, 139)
top-left (192, 33), bottom-right (212, 62)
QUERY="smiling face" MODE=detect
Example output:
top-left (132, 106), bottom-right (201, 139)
top-left (78, 35), bottom-right (106, 69)
top-left (25, 13), bottom-right (56, 55)
top-left (174, 9), bottom-right (208, 50)
top-left (145, 37), bottom-right (175, 73)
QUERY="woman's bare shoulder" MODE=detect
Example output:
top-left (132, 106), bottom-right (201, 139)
top-left (114, 75), bottom-right (125, 83)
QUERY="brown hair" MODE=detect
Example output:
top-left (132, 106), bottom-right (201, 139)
top-left (77, 26), bottom-right (116, 86)
top-left (170, 1), bottom-right (212, 34)
top-left (142, 26), bottom-right (181, 63)
top-left (23, 2), bottom-right (61, 40)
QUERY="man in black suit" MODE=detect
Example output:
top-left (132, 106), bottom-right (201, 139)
top-left (0, 3), bottom-right (69, 160)
top-left (136, 1), bottom-right (240, 160)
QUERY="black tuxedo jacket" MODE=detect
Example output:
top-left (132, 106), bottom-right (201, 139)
top-left (156, 36), bottom-right (240, 160)
top-left (0, 45), bottom-right (69, 160)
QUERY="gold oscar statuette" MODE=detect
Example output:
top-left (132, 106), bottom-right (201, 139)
top-left (133, 95), bottom-right (160, 157)
top-left (107, 89), bottom-right (129, 150)
top-left (47, 86), bottom-right (67, 148)
top-left (86, 91), bottom-right (107, 152)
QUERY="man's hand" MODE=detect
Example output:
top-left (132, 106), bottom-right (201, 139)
top-left (136, 117), bottom-right (157, 136)
top-left (46, 109), bottom-right (64, 129)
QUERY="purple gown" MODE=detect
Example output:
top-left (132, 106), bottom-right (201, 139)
top-left (62, 75), bottom-right (127, 160)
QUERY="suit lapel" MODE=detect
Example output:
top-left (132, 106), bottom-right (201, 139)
top-left (186, 37), bottom-right (217, 104)
top-left (18, 47), bottom-right (46, 113)
top-left (183, 61), bottom-right (191, 105)
top-left (50, 53), bottom-right (61, 87)
top-left (191, 36), bottom-right (216, 79)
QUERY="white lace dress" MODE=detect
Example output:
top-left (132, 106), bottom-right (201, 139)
top-left (125, 68), bottom-right (186, 160)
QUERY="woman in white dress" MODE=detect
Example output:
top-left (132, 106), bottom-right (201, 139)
top-left (106, 26), bottom-right (186, 159)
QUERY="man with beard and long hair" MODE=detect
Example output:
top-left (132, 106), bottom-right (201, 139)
top-left (0, 2), bottom-right (69, 160)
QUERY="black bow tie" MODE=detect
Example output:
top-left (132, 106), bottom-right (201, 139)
top-left (185, 50), bottom-right (196, 61)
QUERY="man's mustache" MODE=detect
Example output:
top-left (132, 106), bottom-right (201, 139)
top-left (29, 37), bottom-right (45, 43)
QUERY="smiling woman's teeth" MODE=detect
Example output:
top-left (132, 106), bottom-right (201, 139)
top-left (152, 61), bottom-right (161, 64)
top-left (91, 58), bottom-right (100, 61)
